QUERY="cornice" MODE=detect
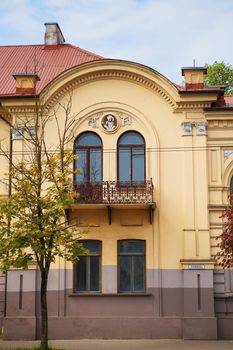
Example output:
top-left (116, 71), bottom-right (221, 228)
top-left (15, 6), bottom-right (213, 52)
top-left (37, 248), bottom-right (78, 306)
top-left (174, 101), bottom-right (212, 111)
top-left (44, 70), bottom-right (177, 110)
top-left (2, 106), bottom-right (44, 115)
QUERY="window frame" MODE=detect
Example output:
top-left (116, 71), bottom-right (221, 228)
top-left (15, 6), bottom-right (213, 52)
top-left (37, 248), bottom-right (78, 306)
top-left (230, 176), bottom-right (233, 195)
top-left (74, 132), bottom-right (103, 184)
top-left (73, 240), bottom-right (102, 293)
top-left (117, 239), bottom-right (146, 293)
top-left (117, 131), bottom-right (146, 186)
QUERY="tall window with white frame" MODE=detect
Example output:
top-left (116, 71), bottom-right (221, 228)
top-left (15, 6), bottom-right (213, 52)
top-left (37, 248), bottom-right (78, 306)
top-left (118, 240), bottom-right (146, 293)
top-left (75, 240), bottom-right (101, 292)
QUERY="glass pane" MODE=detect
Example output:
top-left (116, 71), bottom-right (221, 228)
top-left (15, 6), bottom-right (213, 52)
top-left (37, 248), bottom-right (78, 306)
top-left (132, 148), bottom-right (144, 182)
top-left (120, 256), bottom-right (131, 292)
top-left (119, 147), bottom-right (130, 182)
top-left (75, 149), bottom-right (87, 182)
top-left (90, 149), bottom-right (101, 182)
top-left (90, 256), bottom-right (100, 291)
top-left (83, 241), bottom-right (101, 254)
top-left (76, 133), bottom-right (102, 146)
top-left (119, 240), bottom-right (145, 254)
top-left (133, 256), bottom-right (144, 291)
top-left (119, 132), bottom-right (144, 145)
top-left (76, 256), bottom-right (86, 291)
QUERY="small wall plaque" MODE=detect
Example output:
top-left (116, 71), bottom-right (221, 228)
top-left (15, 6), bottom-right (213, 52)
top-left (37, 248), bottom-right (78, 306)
top-left (188, 265), bottom-right (205, 270)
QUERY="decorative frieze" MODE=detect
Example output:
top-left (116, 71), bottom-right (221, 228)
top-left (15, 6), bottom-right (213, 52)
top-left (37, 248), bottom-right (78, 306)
top-left (208, 120), bottom-right (233, 128)
top-left (45, 70), bottom-right (177, 110)
top-left (174, 102), bottom-right (212, 111)
top-left (88, 111), bottom-right (132, 133)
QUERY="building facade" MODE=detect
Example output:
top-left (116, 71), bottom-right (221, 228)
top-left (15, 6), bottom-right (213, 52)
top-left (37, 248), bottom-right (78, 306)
top-left (0, 23), bottom-right (233, 340)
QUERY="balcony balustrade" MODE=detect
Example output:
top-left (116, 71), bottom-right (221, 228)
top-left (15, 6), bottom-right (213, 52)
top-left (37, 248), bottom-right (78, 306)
top-left (73, 180), bottom-right (153, 205)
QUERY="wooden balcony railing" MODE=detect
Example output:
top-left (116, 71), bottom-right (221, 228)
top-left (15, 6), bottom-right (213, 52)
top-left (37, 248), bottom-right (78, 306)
top-left (73, 180), bottom-right (154, 204)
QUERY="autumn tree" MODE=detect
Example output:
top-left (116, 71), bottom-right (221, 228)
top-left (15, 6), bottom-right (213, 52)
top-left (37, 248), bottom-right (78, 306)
top-left (216, 195), bottom-right (233, 268)
top-left (205, 61), bottom-right (233, 95)
top-left (0, 95), bottom-right (87, 349)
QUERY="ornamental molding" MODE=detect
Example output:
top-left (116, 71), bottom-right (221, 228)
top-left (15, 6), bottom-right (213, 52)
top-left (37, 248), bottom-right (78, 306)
top-left (174, 102), bottom-right (212, 111)
top-left (2, 105), bottom-right (45, 116)
top-left (196, 122), bottom-right (208, 135)
top-left (224, 150), bottom-right (233, 162)
top-left (181, 121), bottom-right (208, 135)
top-left (88, 111), bottom-right (132, 132)
top-left (208, 120), bottom-right (233, 128)
top-left (181, 122), bottom-right (193, 135)
top-left (44, 70), bottom-right (176, 110)
top-left (4, 106), bottom-right (41, 114)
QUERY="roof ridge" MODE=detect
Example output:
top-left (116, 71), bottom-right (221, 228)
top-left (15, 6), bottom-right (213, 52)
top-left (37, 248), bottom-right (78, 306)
top-left (68, 44), bottom-right (104, 59)
top-left (0, 44), bottom-right (45, 48)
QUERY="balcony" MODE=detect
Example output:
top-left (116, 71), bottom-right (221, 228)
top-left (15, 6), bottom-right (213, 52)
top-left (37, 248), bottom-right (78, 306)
top-left (74, 180), bottom-right (153, 204)
top-left (73, 180), bottom-right (155, 224)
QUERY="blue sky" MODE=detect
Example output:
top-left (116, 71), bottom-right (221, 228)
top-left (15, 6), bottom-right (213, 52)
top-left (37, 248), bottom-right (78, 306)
top-left (0, 0), bottom-right (233, 83)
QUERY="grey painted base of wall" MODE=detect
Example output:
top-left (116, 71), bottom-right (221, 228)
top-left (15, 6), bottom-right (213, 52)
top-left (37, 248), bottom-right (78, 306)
top-left (217, 318), bottom-right (233, 340)
top-left (4, 317), bottom-right (36, 340)
top-left (3, 316), bottom-right (217, 340)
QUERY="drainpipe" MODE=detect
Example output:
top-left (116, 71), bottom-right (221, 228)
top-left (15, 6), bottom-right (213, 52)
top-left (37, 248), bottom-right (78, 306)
top-left (4, 126), bottom-right (13, 317)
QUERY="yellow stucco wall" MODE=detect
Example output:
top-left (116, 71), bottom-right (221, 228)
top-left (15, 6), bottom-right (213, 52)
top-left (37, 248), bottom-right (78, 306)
top-left (1, 60), bottom-right (232, 275)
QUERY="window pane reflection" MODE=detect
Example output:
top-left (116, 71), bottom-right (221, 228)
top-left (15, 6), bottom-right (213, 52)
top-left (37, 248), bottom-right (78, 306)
top-left (75, 133), bottom-right (102, 183)
top-left (119, 148), bottom-right (130, 182)
top-left (75, 149), bottom-right (87, 182)
top-left (90, 149), bottom-right (101, 182)
top-left (118, 132), bottom-right (145, 184)
top-left (118, 240), bottom-right (145, 293)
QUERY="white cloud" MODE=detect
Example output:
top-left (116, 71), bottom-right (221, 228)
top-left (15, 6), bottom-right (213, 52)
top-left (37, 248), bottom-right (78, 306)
top-left (0, 0), bottom-right (233, 82)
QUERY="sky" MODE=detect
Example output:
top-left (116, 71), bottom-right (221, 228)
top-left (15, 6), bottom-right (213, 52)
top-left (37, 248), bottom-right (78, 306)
top-left (0, 0), bottom-right (233, 84)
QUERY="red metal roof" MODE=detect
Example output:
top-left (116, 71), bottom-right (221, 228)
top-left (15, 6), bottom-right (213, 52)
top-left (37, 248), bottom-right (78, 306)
top-left (211, 95), bottom-right (233, 108)
top-left (223, 96), bottom-right (233, 107)
top-left (0, 44), bottom-right (103, 96)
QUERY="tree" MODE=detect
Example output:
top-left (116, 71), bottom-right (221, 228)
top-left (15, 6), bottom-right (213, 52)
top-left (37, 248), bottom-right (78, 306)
top-left (216, 195), bottom-right (233, 268)
top-left (205, 61), bottom-right (233, 95)
top-left (0, 95), bottom-right (87, 349)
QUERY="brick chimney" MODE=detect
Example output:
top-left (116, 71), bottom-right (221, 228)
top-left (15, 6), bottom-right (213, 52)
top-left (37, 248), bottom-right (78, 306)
top-left (44, 22), bottom-right (65, 45)
top-left (181, 67), bottom-right (207, 89)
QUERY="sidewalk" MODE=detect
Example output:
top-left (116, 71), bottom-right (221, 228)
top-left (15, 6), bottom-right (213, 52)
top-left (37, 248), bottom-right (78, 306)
top-left (0, 340), bottom-right (233, 350)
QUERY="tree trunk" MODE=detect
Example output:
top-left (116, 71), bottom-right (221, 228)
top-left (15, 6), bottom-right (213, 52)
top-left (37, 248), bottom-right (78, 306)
top-left (40, 268), bottom-right (49, 349)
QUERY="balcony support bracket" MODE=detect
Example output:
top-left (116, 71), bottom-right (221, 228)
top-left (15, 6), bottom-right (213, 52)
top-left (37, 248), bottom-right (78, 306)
top-left (149, 205), bottom-right (154, 224)
top-left (107, 205), bottom-right (112, 225)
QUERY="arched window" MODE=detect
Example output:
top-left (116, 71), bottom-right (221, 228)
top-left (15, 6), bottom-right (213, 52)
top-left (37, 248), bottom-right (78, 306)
top-left (231, 176), bottom-right (233, 195)
top-left (74, 132), bottom-right (102, 183)
top-left (118, 240), bottom-right (146, 292)
top-left (117, 131), bottom-right (145, 185)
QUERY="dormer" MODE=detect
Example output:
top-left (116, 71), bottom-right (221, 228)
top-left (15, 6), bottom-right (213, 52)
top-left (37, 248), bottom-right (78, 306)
top-left (12, 72), bottom-right (40, 95)
top-left (181, 67), bottom-right (207, 89)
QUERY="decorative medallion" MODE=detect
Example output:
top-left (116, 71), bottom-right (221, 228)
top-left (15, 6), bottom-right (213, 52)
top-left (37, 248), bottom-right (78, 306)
top-left (88, 111), bottom-right (133, 132)
top-left (101, 114), bottom-right (118, 132)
